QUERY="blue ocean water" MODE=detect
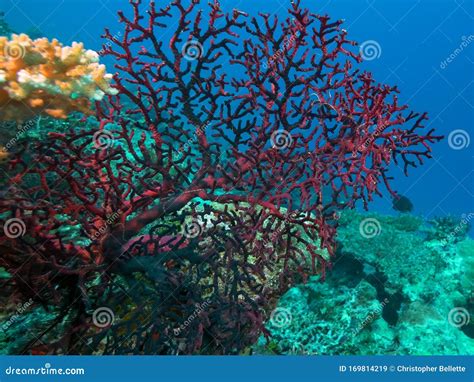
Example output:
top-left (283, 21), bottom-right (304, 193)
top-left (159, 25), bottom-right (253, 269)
top-left (3, 0), bottom-right (473, 223)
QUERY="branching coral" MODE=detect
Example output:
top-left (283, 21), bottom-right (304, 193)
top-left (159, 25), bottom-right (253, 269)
top-left (0, 34), bottom-right (118, 121)
top-left (0, 0), bottom-right (442, 355)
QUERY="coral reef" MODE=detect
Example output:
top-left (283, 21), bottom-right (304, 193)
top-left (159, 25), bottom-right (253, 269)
top-left (257, 211), bottom-right (474, 355)
top-left (0, 0), bottom-right (441, 355)
top-left (0, 34), bottom-right (117, 121)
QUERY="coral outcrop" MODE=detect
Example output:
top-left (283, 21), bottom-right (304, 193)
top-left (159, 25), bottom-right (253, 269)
top-left (0, 34), bottom-right (117, 121)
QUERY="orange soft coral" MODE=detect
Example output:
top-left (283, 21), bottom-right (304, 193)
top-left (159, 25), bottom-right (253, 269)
top-left (0, 34), bottom-right (118, 121)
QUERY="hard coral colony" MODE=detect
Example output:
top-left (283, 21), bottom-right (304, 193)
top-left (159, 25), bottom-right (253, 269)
top-left (0, 33), bottom-right (117, 121)
top-left (0, 0), bottom-right (441, 355)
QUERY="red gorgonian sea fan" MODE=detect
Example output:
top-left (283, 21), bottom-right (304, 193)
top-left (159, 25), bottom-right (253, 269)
top-left (0, 0), bottom-right (441, 354)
